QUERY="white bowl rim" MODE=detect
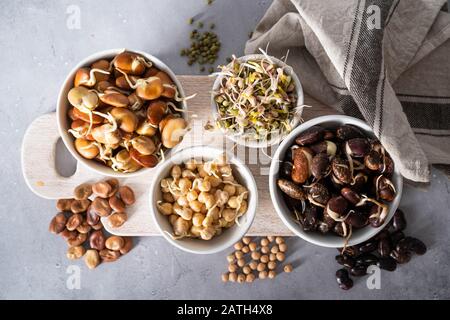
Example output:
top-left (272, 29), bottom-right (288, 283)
top-left (210, 53), bottom-right (304, 149)
top-left (56, 48), bottom-right (187, 178)
top-left (149, 145), bottom-right (258, 254)
top-left (269, 115), bottom-right (403, 248)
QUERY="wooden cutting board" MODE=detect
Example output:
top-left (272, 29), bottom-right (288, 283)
top-left (22, 75), bottom-right (337, 236)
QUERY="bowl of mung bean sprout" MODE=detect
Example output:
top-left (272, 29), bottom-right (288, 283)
top-left (211, 53), bottom-right (304, 148)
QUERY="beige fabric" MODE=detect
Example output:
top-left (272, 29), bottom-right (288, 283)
top-left (245, 0), bottom-right (450, 182)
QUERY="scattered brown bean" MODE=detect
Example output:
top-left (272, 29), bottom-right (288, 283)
top-left (119, 237), bottom-right (133, 254)
top-left (105, 236), bottom-right (125, 251)
top-left (60, 228), bottom-right (77, 241)
top-left (99, 249), bottom-right (121, 262)
top-left (67, 232), bottom-right (87, 246)
top-left (74, 183), bottom-right (92, 200)
top-left (109, 195), bottom-right (126, 212)
top-left (119, 186), bottom-right (135, 205)
top-left (92, 197), bottom-right (112, 217)
top-left (86, 205), bottom-right (100, 226)
top-left (85, 249), bottom-right (100, 269)
top-left (70, 199), bottom-right (91, 214)
top-left (89, 230), bottom-right (106, 250)
top-left (108, 212), bottom-right (128, 228)
top-left (91, 222), bottom-right (103, 230)
top-left (49, 213), bottom-right (67, 234)
top-left (56, 199), bottom-right (73, 212)
top-left (67, 246), bottom-right (86, 260)
top-left (92, 181), bottom-right (112, 198)
top-left (66, 213), bottom-right (83, 231)
top-left (106, 178), bottom-right (119, 197)
top-left (76, 221), bottom-right (91, 234)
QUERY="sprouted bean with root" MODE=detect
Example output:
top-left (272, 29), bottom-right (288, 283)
top-left (277, 124), bottom-right (397, 249)
top-left (67, 50), bottom-right (193, 173)
top-left (157, 154), bottom-right (249, 240)
top-left (213, 50), bottom-right (302, 142)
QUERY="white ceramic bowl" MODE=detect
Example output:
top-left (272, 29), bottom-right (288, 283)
top-left (149, 146), bottom-right (258, 254)
top-left (211, 54), bottom-right (304, 149)
top-left (269, 115), bottom-right (403, 248)
top-left (57, 48), bottom-right (187, 177)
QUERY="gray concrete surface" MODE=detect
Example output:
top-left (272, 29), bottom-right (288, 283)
top-left (1, 0), bottom-right (449, 300)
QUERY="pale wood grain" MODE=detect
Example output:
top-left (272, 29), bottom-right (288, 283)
top-left (22, 76), bottom-right (339, 236)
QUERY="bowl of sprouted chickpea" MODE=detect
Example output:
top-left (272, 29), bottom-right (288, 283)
top-left (57, 49), bottom-right (191, 177)
top-left (211, 51), bottom-right (304, 148)
top-left (149, 146), bottom-right (258, 254)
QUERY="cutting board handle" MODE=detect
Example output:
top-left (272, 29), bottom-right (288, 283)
top-left (21, 112), bottom-right (97, 199)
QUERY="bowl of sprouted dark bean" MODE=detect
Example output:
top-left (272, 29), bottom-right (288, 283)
top-left (269, 115), bottom-right (403, 248)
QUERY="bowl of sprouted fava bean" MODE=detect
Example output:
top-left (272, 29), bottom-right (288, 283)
top-left (149, 146), bottom-right (258, 254)
top-left (211, 52), bottom-right (304, 148)
top-left (269, 115), bottom-right (403, 248)
top-left (57, 49), bottom-right (191, 177)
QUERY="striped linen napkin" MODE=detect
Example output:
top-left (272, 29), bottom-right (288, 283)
top-left (245, 0), bottom-right (450, 182)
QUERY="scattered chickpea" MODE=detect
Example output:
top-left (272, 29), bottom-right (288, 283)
top-left (241, 246), bottom-right (249, 254)
top-left (234, 241), bottom-right (243, 251)
top-left (256, 263), bottom-right (266, 272)
top-left (271, 245), bottom-right (279, 254)
top-left (251, 251), bottom-right (261, 260)
top-left (279, 243), bottom-right (287, 252)
top-left (268, 261), bottom-right (277, 270)
top-left (267, 236), bottom-right (275, 242)
top-left (249, 261), bottom-right (258, 270)
top-left (229, 272), bottom-right (237, 282)
top-left (228, 264), bottom-right (238, 273)
top-left (242, 266), bottom-right (251, 275)
top-left (249, 242), bottom-right (257, 251)
top-left (284, 264), bottom-right (293, 273)
top-left (275, 236), bottom-right (284, 244)
top-left (261, 246), bottom-right (269, 254)
top-left (226, 254), bottom-right (235, 263)
top-left (222, 273), bottom-right (229, 282)
top-left (276, 252), bottom-right (285, 262)
top-left (260, 255), bottom-right (269, 263)
top-left (235, 250), bottom-right (244, 259)
top-left (237, 274), bottom-right (246, 283)
top-left (268, 270), bottom-right (276, 279)
top-left (269, 253), bottom-right (276, 261)
top-left (242, 237), bottom-right (251, 245)
top-left (259, 271), bottom-right (268, 279)
top-left (171, 165), bottom-right (182, 179)
top-left (237, 258), bottom-right (245, 268)
top-left (261, 238), bottom-right (269, 247)
top-left (246, 273), bottom-right (256, 283)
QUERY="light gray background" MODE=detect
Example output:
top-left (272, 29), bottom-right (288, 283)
top-left (1, 0), bottom-right (449, 300)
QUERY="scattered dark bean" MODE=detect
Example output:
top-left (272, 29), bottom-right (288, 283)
top-left (350, 265), bottom-right (367, 277)
top-left (336, 268), bottom-right (353, 290)
top-left (335, 254), bottom-right (356, 269)
top-left (377, 257), bottom-right (397, 271)
top-left (378, 237), bottom-right (392, 257)
top-left (390, 249), bottom-right (411, 264)
top-left (359, 241), bottom-right (378, 254)
top-left (392, 209), bottom-right (407, 232)
top-left (408, 238), bottom-right (427, 255)
top-left (356, 253), bottom-right (378, 266)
